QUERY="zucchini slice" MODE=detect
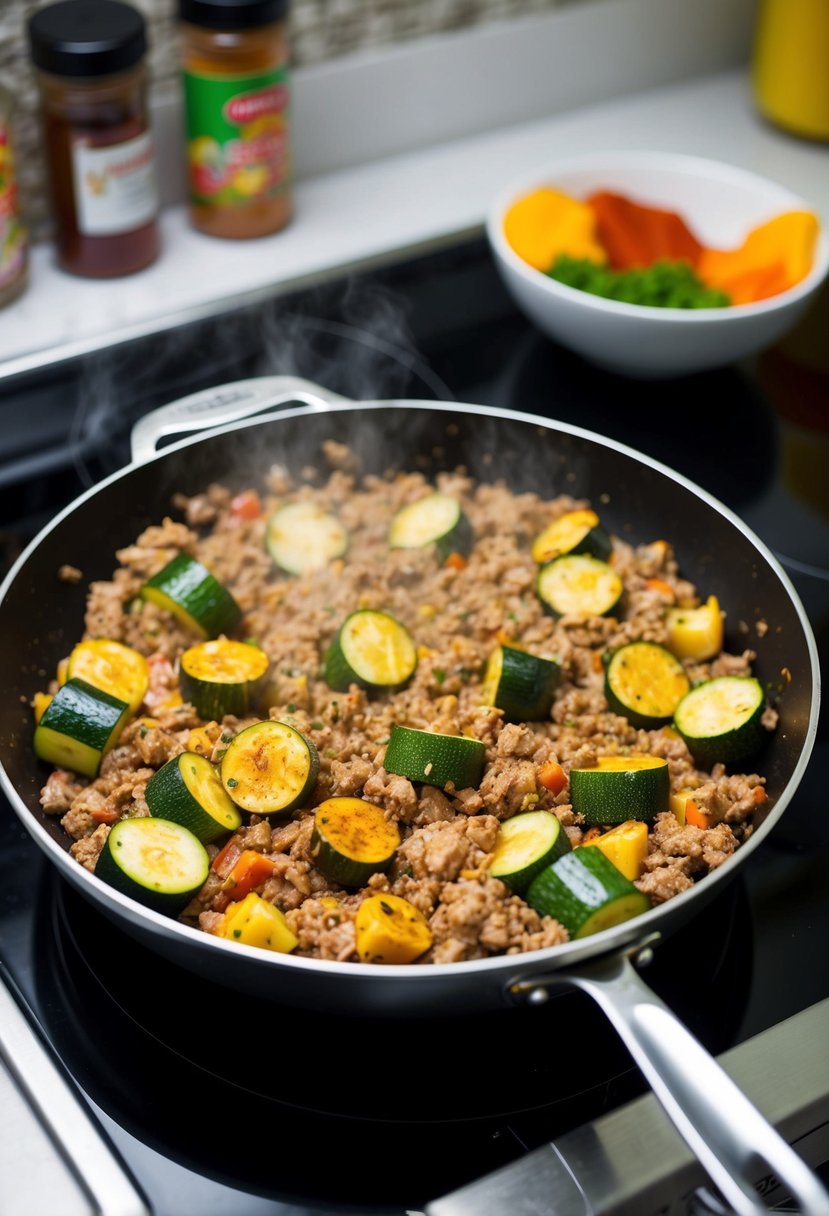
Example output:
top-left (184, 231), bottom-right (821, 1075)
top-left (667, 595), bottom-right (724, 661)
top-left (34, 678), bottom-right (131, 778)
top-left (481, 644), bottom-right (560, 721)
top-left (324, 609), bottom-right (417, 692)
top-left (570, 755), bottom-right (670, 824)
top-left (355, 893), bottom-right (433, 964)
top-left (388, 492), bottom-right (472, 559)
top-left (310, 797), bottom-right (400, 888)
top-left (66, 639), bottom-right (149, 715)
top-left (605, 641), bottom-right (690, 729)
top-left (580, 818), bottom-right (649, 881)
top-left (145, 752), bottom-right (242, 843)
top-left (383, 724), bottom-right (486, 790)
top-left (220, 719), bottom-right (319, 815)
top-left (266, 501), bottom-right (349, 576)
top-left (537, 554), bottom-right (623, 618)
top-left (140, 553), bottom-right (242, 639)
top-left (179, 638), bottom-right (269, 720)
top-left (531, 509), bottom-right (612, 565)
top-left (673, 676), bottom-right (766, 768)
top-left (94, 817), bottom-right (209, 915)
top-left (489, 810), bottom-right (571, 893)
top-left (526, 848), bottom-right (650, 939)
top-left (219, 892), bottom-right (298, 953)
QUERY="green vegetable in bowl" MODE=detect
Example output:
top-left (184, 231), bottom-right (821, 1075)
top-left (548, 256), bottom-right (731, 309)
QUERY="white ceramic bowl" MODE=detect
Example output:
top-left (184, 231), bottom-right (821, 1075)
top-left (486, 151), bottom-right (829, 378)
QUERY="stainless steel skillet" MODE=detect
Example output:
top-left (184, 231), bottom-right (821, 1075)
top-left (0, 376), bottom-right (825, 1214)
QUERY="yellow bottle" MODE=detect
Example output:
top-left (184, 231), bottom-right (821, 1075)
top-left (752, 0), bottom-right (829, 140)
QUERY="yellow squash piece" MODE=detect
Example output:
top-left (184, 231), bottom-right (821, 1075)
top-left (32, 692), bottom-right (53, 723)
top-left (667, 595), bottom-right (724, 662)
top-left (503, 188), bottom-right (606, 272)
top-left (220, 892), bottom-right (298, 953)
top-left (581, 819), bottom-right (648, 881)
top-left (355, 893), bottom-right (433, 964)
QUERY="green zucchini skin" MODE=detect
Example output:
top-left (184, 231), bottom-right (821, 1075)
top-left (145, 752), bottom-right (242, 843)
top-left (490, 810), bottom-right (571, 894)
top-left (94, 817), bottom-right (209, 915)
top-left (140, 554), bottom-right (241, 638)
top-left (537, 554), bottom-right (623, 619)
top-left (388, 492), bottom-right (473, 560)
top-left (34, 678), bottom-right (131, 778)
top-left (526, 848), bottom-right (650, 939)
top-left (569, 757), bottom-right (670, 825)
top-left (324, 609), bottom-right (417, 693)
top-left (482, 645), bottom-right (560, 722)
top-left (604, 641), bottom-right (690, 729)
top-left (673, 676), bottom-right (767, 768)
top-left (179, 639), bottom-right (269, 721)
top-left (383, 724), bottom-right (486, 790)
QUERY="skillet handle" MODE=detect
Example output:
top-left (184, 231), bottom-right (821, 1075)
top-left (511, 952), bottom-right (829, 1216)
top-left (130, 375), bottom-right (349, 465)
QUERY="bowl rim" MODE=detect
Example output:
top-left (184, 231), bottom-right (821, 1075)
top-left (486, 149), bottom-right (829, 322)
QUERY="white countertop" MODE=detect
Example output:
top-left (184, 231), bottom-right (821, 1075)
top-left (3, 64), bottom-right (828, 381)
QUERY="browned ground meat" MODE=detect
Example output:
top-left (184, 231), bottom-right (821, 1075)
top-left (38, 451), bottom-right (774, 965)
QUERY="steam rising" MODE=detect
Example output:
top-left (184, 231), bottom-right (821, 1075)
top-left (69, 274), bottom-right (454, 488)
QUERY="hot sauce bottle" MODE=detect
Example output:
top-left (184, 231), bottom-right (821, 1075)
top-left (27, 0), bottom-right (160, 278)
top-left (179, 0), bottom-right (292, 240)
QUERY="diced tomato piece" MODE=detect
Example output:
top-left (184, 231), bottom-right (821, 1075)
top-left (230, 490), bottom-right (262, 520)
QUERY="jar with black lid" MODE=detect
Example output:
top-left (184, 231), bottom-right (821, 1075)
top-left (179, 0), bottom-right (292, 239)
top-left (28, 0), bottom-right (160, 277)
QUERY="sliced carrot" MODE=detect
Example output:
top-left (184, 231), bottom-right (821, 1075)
top-left (538, 760), bottom-right (568, 796)
top-left (591, 651), bottom-right (604, 674)
top-left (685, 798), bottom-right (714, 830)
top-left (90, 807), bottom-right (120, 825)
top-left (230, 489), bottom-right (263, 520)
top-left (645, 577), bottom-right (676, 602)
top-left (445, 552), bottom-right (468, 571)
top-left (753, 786), bottom-right (768, 806)
top-left (228, 850), bottom-right (275, 900)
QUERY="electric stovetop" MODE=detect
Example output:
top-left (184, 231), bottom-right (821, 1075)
top-left (0, 237), bottom-right (827, 1216)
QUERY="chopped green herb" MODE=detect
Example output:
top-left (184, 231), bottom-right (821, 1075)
top-left (233, 928), bottom-right (241, 938)
top-left (220, 731), bottom-right (233, 743)
top-left (286, 702), bottom-right (297, 713)
top-left (310, 720), bottom-right (324, 730)
top-left (548, 255), bottom-right (731, 309)
top-left (138, 725), bottom-right (149, 739)
top-left (433, 668), bottom-right (446, 685)
top-left (226, 777), bottom-right (238, 788)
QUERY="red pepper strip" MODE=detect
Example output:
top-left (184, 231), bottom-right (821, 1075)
top-left (212, 837), bottom-right (242, 878)
top-left (90, 807), bottom-right (120, 825)
top-left (587, 191), bottom-right (704, 271)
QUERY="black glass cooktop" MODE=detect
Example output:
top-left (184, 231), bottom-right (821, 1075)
top-left (0, 237), bottom-right (828, 1215)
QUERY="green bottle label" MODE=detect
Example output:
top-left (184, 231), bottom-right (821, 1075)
top-left (183, 66), bottom-right (291, 205)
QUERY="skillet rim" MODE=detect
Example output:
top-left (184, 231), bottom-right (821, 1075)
top-left (0, 397), bottom-right (821, 983)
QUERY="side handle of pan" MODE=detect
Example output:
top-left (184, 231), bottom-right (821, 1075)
top-left (510, 951), bottom-right (829, 1216)
top-left (130, 375), bottom-right (349, 465)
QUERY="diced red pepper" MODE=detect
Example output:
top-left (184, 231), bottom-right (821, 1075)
top-left (538, 760), bottom-right (567, 796)
top-left (228, 850), bottom-right (275, 900)
top-left (230, 490), bottom-right (263, 521)
top-left (212, 837), bottom-right (242, 878)
top-left (587, 191), bottom-right (704, 272)
top-left (90, 807), bottom-right (120, 825)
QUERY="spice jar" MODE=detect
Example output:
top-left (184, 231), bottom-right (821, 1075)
top-left (28, 0), bottom-right (160, 278)
top-left (179, 0), bottom-right (292, 239)
top-left (0, 84), bottom-right (28, 306)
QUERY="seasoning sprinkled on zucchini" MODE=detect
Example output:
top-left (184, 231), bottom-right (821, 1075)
top-left (570, 755), bottom-right (669, 824)
top-left (66, 639), bottom-right (149, 715)
top-left (526, 848), bottom-right (650, 939)
top-left (531, 508), bottom-right (612, 565)
top-left (179, 637), bottom-right (269, 720)
top-left (383, 724), bottom-right (485, 790)
top-left (605, 641), bottom-right (690, 729)
top-left (481, 645), bottom-right (560, 722)
top-left (140, 553), bottom-right (241, 639)
top-left (145, 751), bottom-right (242, 843)
top-left (537, 554), bottom-right (623, 618)
top-left (355, 892), bottom-right (433, 964)
top-left (489, 810), bottom-right (571, 893)
top-left (266, 501), bottom-right (349, 576)
top-left (388, 492), bottom-right (472, 560)
top-left (34, 678), bottom-right (131, 778)
top-left (94, 817), bottom-right (209, 914)
top-left (673, 676), bottom-right (767, 768)
top-left (311, 797), bottom-right (400, 888)
top-left (220, 719), bottom-right (319, 815)
top-left (324, 609), bottom-right (417, 692)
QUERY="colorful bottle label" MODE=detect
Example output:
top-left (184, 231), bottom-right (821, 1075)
top-left (71, 130), bottom-right (159, 237)
top-left (0, 120), bottom-right (27, 292)
top-left (183, 66), bottom-right (291, 206)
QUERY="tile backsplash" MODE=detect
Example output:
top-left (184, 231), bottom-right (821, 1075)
top-left (2, 0), bottom-right (573, 240)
